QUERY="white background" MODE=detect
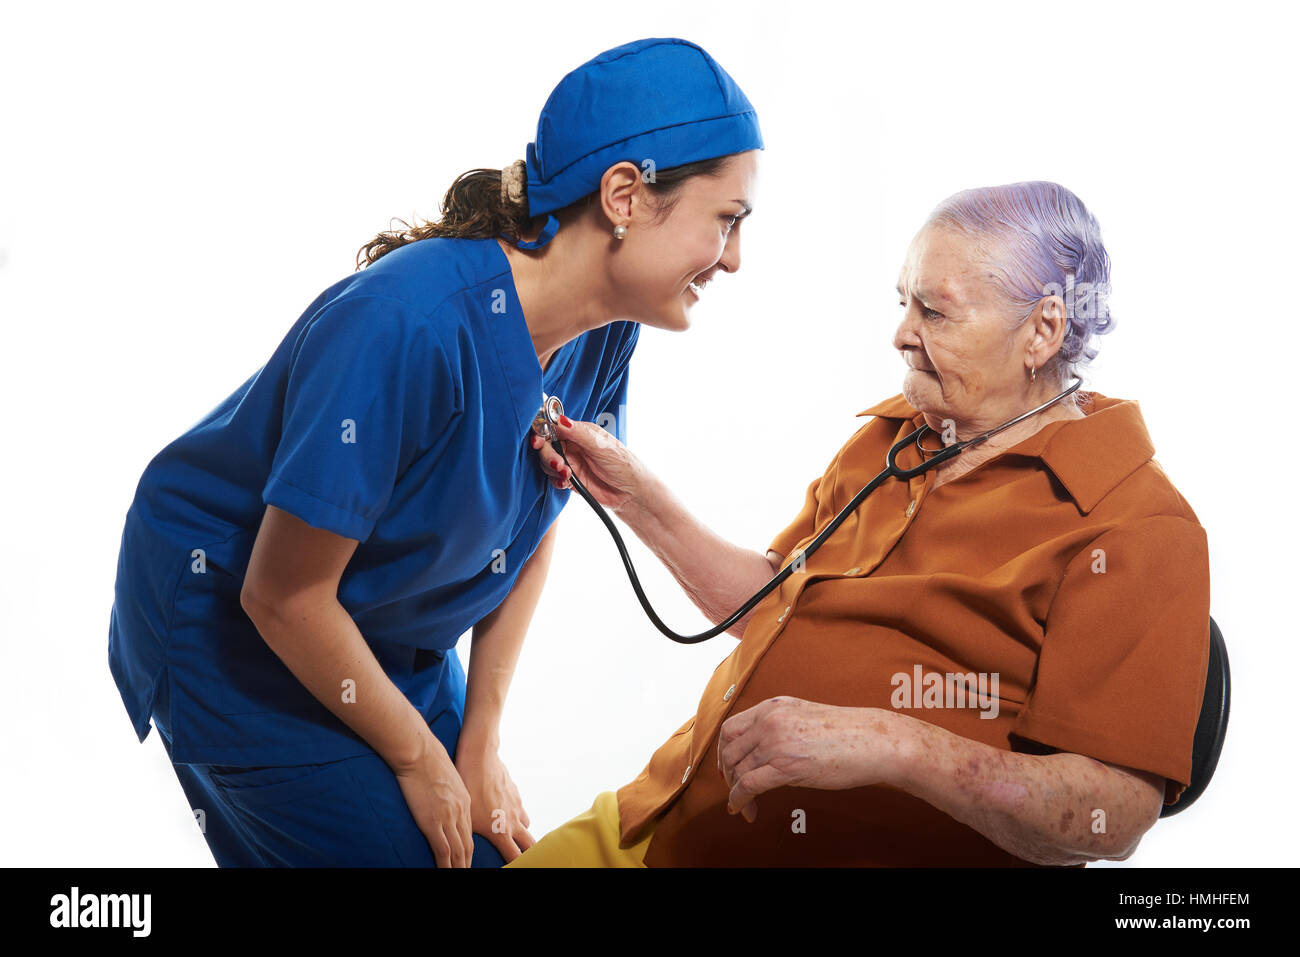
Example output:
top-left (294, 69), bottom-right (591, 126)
top-left (2, 0), bottom-right (1295, 868)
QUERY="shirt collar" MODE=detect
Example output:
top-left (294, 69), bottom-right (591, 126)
top-left (855, 391), bottom-right (1156, 514)
top-left (480, 239), bottom-right (550, 438)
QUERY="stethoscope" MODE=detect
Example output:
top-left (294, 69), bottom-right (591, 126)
top-left (532, 377), bottom-right (1084, 645)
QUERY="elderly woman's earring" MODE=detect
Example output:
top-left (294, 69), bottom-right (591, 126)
top-left (613, 224), bottom-right (628, 240)
top-left (1031, 363), bottom-right (1037, 382)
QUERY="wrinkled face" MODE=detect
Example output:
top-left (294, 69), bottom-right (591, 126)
top-left (607, 150), bottom-right (758, 331)
top-left (893, 224), bottom-right (1030, 432)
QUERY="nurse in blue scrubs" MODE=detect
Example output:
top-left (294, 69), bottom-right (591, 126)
top-left (107, 37), bottom-right (763, 867)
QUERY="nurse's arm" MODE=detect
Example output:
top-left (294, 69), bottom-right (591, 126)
top-left (241, 505), bottom-right (477, 865)
top-left (611, 471), bottom-right (785, 640)
top-left (459, 520), bottom-right (558, 753)
top-left (240, 505), bottom-right (440, 771)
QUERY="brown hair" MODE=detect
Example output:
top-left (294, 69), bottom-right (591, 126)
top-left (355, 155), bottom-right (732, 270)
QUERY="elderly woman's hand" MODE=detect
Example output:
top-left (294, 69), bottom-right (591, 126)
top-left (716, 697), bottom-right (903, 822)
top-left (528, 416), bottom-right (644, 511)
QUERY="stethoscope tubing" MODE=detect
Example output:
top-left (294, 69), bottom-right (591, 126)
top-left (543, 378), bottom-right (1083, 645)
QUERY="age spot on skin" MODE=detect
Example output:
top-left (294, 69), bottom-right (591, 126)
top-left (986, 780), bottom-right (1029, 812)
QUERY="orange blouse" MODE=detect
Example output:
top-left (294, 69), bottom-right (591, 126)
top-left (615, 391), bottom-right (1212, 866)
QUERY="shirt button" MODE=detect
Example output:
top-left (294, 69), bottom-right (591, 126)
top-left (906, 499), bottom-right (917, 517)
top-left (723, 684), bottom-right (736, 701)
top-left (844, 566), bottom-right (860, 575)
top-left (682, 764), bottom-right (692, 783)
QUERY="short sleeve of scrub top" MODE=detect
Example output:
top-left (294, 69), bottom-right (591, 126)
top-left (262, 295), bottom-right (456, 542)
top-left (107, 237), bottom-right (641, 767)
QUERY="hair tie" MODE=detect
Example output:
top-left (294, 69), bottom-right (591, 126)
top-left (501, 159), bottom-right (527, 209)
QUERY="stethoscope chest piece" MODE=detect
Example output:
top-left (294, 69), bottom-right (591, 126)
top-left (532, 394), bottom-right (565, 443)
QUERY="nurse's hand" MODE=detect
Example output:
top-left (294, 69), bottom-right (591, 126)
top-left (455, 747), bottom-right (535, 862)
top-left (392, 734), bottom-right (476, 868)
top-left (529, 416), bottom-right (643, 511)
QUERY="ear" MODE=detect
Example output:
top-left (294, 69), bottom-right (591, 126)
top-left (1028, 293), bottom-right (1070, 370)
top-left (598, 161), bottom-right (648, 229)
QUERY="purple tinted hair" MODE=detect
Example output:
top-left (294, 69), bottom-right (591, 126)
top-left (925, 181), bottom-right (1114, 384)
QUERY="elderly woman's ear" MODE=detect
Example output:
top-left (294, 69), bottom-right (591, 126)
top-left (1025, 293), bottom-right (1071, 377)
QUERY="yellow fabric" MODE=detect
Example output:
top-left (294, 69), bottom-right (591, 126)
top-left (505, 791), bottom-right (653, 867)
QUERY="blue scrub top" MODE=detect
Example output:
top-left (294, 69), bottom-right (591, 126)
top-left (108, 237), bottom-right (639, 766)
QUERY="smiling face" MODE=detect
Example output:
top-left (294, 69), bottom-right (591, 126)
top-left (893, 224), bottom-right (1047, 435)
top-left (603, 150), bottom-right (758, 331)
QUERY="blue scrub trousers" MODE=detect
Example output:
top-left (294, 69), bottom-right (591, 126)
top-left (156, 723), bottom-right (506, 868)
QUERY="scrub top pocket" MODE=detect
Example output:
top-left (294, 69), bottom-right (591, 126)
top-left (204, 754), bottom-right (424, 866)
top-left (207, 760), bottom-right (353, 807)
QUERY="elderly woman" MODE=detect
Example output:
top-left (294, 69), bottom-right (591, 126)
top-left (509, 181), bottom-right (1211, 867)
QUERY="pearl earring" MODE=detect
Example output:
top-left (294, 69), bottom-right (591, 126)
top-left (613, 224), bottom-right (627, 239)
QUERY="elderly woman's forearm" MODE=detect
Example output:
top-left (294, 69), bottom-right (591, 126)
top-left (886, 712), bottom-right (1154, 866)
top-left (243, 593), bottom-right (435, 770)
top-left (615, 470), bottom-right (776, 637)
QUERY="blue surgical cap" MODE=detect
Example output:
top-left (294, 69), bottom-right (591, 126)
top-left (514, 37), bottom-right (764, 250)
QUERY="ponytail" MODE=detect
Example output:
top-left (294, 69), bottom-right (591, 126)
top-left (356, 167), bottom-right (537, 269)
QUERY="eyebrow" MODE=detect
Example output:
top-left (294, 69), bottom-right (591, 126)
top-left (731, 201), bottom-right (753, 217)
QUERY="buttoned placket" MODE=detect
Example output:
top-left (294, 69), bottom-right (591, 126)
top-left (678, 426), bottom-right (937, 792)
top-left (678, 562), bottom-right (813, 790)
